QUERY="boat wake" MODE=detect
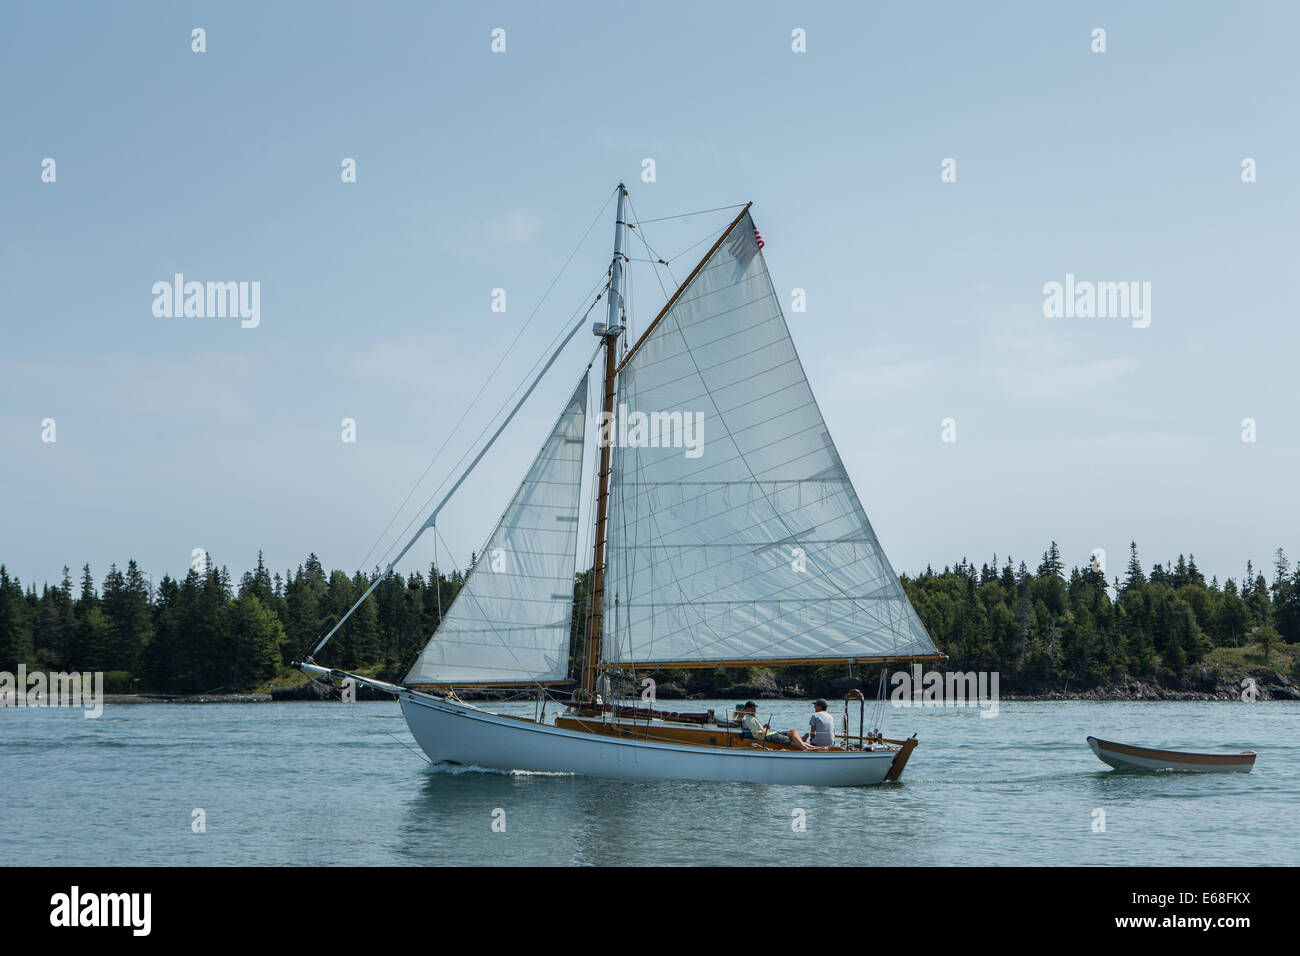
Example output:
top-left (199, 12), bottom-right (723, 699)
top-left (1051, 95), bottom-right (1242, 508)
top-left (425, 761), bottom-right (575, 778)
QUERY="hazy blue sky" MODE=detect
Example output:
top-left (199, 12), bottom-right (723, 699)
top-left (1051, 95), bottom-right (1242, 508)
top-left (2, 1), bottom-right (1296, 592)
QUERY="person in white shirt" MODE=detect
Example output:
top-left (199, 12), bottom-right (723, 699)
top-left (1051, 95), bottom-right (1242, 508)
top-left (807, 699), bottom-right (835, 747)
top-left (735, 701), bottom-right (826, 751)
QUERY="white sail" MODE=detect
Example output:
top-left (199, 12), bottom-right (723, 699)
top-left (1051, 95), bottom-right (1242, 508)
top-left (405, 375), bottom-right (588, 684)
top-left (603, 213), bottom-right (937, 666)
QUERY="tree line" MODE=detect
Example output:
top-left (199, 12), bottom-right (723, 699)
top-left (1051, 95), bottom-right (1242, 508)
top-left (0, 553), bottom-right (466, 694)
top-left (897, 542), bottom-right (1300, 686)
top-left (1, 542), bottom-right (1297, 694)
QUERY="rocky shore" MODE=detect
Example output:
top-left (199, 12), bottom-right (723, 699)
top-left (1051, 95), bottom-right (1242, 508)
top-left (269, 681), bottom-right (397, 702)
top-left (103, 693), bottom-right (272, 704)
top-left (998, 668), bottom-right (1300, 701)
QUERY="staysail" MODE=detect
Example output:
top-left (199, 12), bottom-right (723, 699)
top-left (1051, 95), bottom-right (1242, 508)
top-left (405, 375), bottom-right (589, 685)
top-left (603, 213), bottom-right (938, 667)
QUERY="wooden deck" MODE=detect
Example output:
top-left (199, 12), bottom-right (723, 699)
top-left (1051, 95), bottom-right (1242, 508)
top-left (554, 715), bottom-right (845, 752)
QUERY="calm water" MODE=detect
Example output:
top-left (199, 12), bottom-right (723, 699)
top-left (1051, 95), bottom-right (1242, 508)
top-left (3, 699), bottom-right (1295, 866)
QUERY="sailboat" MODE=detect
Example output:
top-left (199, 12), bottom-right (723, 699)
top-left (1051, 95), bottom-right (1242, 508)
top-left (296, 185), bottom-right (944, 786)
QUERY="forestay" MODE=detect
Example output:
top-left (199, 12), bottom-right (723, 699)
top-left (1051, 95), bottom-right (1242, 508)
top-left (405, 375), bottom-right (589, 684)
top-left (603, 213), bottom-right (937, 666)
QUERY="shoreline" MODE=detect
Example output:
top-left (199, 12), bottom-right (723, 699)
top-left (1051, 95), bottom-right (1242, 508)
top-left (88, 662), bottom-right (1299, 705)
top-left (95, 687), bottom-right (1299, 705)
top-left (102, 693), bottom-right (272, 704)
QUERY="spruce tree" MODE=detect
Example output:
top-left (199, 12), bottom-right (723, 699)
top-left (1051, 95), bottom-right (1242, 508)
top-left (229, 595), bottom-right (283, 690)
top-left (0, 567), bottom-right (34, 670)
top-left (141, 575), bottom-right (182, 691)
top-left (1037, 541), bottom-right (1064, 578)
top-left (1124, 542), bottom-right (1146, 590)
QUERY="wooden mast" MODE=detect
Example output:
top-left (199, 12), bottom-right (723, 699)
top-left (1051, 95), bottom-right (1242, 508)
top-left (580, 183), bottom-right (628, 698)
top-left (581, 194), bottom-right (754, 696)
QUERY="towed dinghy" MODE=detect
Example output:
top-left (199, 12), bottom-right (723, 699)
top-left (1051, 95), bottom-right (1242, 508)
top-left (1087, 736), bottom-right (1256, 773)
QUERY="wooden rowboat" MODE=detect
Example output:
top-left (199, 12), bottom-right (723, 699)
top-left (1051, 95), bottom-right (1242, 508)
top-left (1087, 736), bottom-right (1256, 773)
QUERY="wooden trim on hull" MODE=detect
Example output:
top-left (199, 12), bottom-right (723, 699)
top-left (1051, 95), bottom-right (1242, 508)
top-left (884, 735), bottom-right (918, 782)
top-left (553, 715), bottom-right (864, 752)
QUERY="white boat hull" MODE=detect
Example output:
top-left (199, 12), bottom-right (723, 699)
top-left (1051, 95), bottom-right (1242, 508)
top-left (400, 691), bottom-right (901, 787)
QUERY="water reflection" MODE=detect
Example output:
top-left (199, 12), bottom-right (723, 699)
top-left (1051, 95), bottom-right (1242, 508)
top-left (396, 757), bottom-right (944, 865)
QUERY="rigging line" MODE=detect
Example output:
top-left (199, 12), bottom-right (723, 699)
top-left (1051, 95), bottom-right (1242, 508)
top-left (387, 727), bottom-right (433, 764)
top-left (401, 275), bottom-right (606, 512)
top-left (644, 235), bottom-right (676, 300)
top-left (576, 370), bottom-right (601, 681)
top-left (578, 333), bottom-right (610, 680)
top-left (613, 373), bottom-right (654, 668)
top-left (632, 203), bottom-right (747, 225)
top-left (608, 398), bottom-right (631, 668)
top-left (367, 271), bottom-right (609, 576)
top-left (355, 186), bottom-right (619, 574)
top-left (658, 223), bottom-right (729, 268)
top-left (367, 277), bottom-right (610, 576)
top-left (623, 240), bottom-right (634, 345)
top-left (601, 369), bottom-right (623, 668)
top-left (434, 534), bottom-right (442, 630)
top-left (304, 314), bottom-right (597, 662)
top-left (622, 191), bottom-right (674, 300)
top-left (613, 217), bottom-right (731, 336)
top-left (576, 368), bottom-right (609, 689)
top-left (873, 668), bottom-right (888, 733)
top-left (308, 684), bottom-right (433, 763)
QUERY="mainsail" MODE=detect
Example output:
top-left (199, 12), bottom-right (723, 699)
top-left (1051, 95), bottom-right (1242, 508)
top-left (603, 213), bottom-right (937, 667)
top-left (405, 375), bottom-right (589, 685)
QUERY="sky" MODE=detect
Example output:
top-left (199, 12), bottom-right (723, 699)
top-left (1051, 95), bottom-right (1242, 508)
top-left (2, 1), bottom-right (1297, 593)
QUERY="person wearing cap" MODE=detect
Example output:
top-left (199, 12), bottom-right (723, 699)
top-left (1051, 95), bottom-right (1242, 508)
top-left (736, 701), bottom-right (767, 740)
top-left (735, 701), bottom-right (824, 750)
top-left (807, 699), bottom-right (835, 747)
